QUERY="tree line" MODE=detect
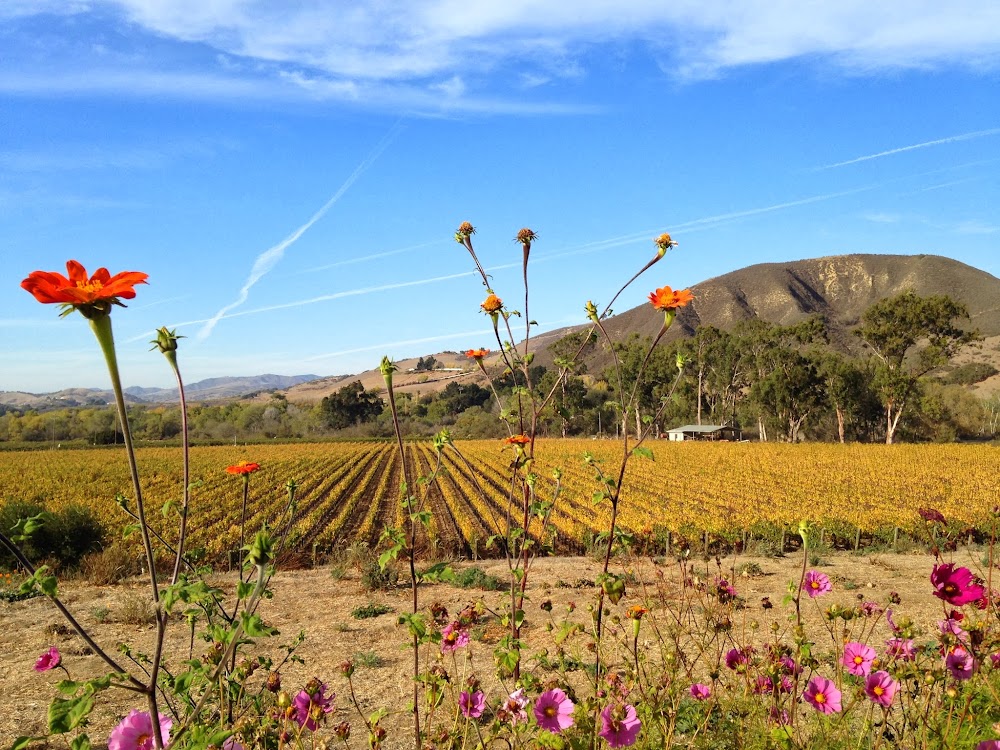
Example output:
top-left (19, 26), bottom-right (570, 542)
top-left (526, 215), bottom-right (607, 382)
top-left (1, 291), bottom-right (995, 446)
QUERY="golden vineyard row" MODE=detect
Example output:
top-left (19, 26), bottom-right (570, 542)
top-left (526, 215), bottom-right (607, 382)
top-left (2, 440), bottom-right (997, 558)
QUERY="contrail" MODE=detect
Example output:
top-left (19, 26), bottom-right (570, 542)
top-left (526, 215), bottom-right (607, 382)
top-left (814, 128), bottom-right (1000, 170)
top-left (130, 184), bottom-right (882, 344)
top-left (299, 240), bottom-right (443, 274)
top-left (195, 122), bottom-right (405, 341)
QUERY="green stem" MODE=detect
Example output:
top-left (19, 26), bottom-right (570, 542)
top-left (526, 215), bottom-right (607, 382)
top-left (88, 315), bottom-right (165, 749)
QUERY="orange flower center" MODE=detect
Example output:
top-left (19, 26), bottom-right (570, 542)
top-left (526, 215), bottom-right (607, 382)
top-left (873, 686), bottom-right (884, 696)
top-left (854, 656), bottom-right (864, 665)
top-left (810, 581), bottom-right (819, 589)
top-left (814, 692), bottom-right (826, 704)
top-left (544, 705), bottom-right (557, 718)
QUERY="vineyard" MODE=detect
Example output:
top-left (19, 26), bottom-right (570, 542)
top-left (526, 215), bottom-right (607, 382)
top-left (2, 440), bottom-right (998, 561)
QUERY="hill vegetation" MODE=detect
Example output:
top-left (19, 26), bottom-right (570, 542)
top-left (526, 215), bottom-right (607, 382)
top-left (3, 253), bottom-right (999, 446)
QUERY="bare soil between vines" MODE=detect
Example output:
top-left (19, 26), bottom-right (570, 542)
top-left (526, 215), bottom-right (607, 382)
top-left (0, 550), bottom-right (973, 748)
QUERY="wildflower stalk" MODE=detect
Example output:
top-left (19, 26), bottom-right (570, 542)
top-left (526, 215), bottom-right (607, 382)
top-left (381, 356), bottom-right (422, 750)
top-left (89, 314), bottom-right (168, 749)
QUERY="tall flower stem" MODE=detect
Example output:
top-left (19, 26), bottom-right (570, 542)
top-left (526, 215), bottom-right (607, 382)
top-left (88, 314), bottom-right (167, 750)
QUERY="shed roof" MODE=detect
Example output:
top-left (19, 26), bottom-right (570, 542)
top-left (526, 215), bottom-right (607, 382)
top-left (667, 424), bottom-right (729, 433)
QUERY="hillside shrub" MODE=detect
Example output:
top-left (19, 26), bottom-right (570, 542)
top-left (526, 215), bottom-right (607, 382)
top-left (0, 499), bottom-right (105, 571)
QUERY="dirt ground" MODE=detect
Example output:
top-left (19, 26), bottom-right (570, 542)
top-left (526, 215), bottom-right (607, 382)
top-left (0, 548), bottom-right (981, 748)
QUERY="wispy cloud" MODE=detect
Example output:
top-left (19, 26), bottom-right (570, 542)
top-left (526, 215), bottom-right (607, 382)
top-left (862, 212), bottom-right (901, 224)
top-left (6, 1), bottom-right (1000, 110)
top-left (815, 128), bottom-right (1000, 170)
top-left (195, 123), bottom-right (404, 341)
top-left (298, 240), bottom-right (444, 274)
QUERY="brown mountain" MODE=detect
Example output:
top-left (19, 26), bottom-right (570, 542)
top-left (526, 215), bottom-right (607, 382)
top-left (286, 253), bottom-right (1000, 402)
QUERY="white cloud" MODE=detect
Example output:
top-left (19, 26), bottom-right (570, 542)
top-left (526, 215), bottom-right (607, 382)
top-left (102, 0), bottom-right (1000, 82)
top-left (6, 1), bottom-right (999, 114)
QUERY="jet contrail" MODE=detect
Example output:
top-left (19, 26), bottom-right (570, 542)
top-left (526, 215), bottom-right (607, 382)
top-left (815, 127), bottom-right (1000, 170)
top-left (195, 122), bottom-right (404, 341)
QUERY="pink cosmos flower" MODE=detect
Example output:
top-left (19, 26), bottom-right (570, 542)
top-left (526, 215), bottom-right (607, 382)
top-left (752, 675), bottom-right (774, 695)
top-left (534, 688), bottom-right (575, 732)
top-left (598, 703), bottom-right (642, 748)
top-left (842, 642), bottom-right (877, 677)
top-left (459, 690), bottom-right (486, 719)
top-left (294, 682), bottom-right (334, 730)
top-left (689, 683), bottom-right (711, 700)
top-left (768, 707), bottom-right (791, 726)
top-left (931, 563), bottom-right (985, 606)
top-left (223, 737), bottom-right (245, 750)
top-left (885, 608), bottom-right (900, 633)
top-left (991, 652), bottom-right (1000, 669)
top-left (108, 710), bottom-right (172, 750)
top-left (501, 688), bottom-right (529, 724)
top-left (802, 570), bottom-right (832, 598)
top-left (864, 671), bottom-right (898, 707)
top-left (441, 621), bottom-right (470, 653)
top-left (725, 647), bottom-right (752, 671)
top-left (946, 646), bottom-right (976, 681)
top-left (886, 638), bottom-right (916, 661)
top-left (977, 741), bottom-right (1000, 750)
top-left (34, 646), bottom-right (61, 672)
top-left (803, 675), bottom-right (842, 714)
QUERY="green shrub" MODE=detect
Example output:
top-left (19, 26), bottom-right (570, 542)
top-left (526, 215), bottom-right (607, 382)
top-left (0, 499), bottom-right (106, 571)
top-left (452, 565), bottom-right (504, 591)
top-left (351, 602), bottom-right (393, 619)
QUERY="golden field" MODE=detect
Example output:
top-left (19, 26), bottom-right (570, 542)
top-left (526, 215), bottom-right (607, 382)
top-left (2, 440), bottom-right (997, 560)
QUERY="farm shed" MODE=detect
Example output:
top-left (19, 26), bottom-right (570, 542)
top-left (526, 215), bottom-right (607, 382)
top-left (665, 424), bottom-right (742, 441)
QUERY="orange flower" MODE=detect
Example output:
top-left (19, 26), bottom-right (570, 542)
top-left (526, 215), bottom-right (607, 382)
top-left (226, 461), bottom-right (261, 475)
top-left (466, 348), bottom-right (490, 359)
top-left (626, 605), bottom-right (649, 621)
top-left (504, 434), bottom-right (531, 446)
top-left (515, 228), bottom-right (537, 246)
top-left (648, 286), bottom-right (694, 311)
top-left (481, 294), bottom-right (503, 313)
top-left (21, 261), bottom-right (148, 309)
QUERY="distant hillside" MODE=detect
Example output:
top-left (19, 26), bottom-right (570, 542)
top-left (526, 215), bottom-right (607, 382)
top-left (527, 253), bottom-right (1000, 391)
top-left (0, 374), bottom-right (324, 410)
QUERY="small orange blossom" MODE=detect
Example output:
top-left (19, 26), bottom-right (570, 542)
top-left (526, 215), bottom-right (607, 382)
top-left (481, 294), bottom-right (503, 313)
top-left (465, 348), bottom-right (490, 359)
top-left (504, 434), bottom-right (531, 446)
top-left (648, 286), bottom-right (694, 311)
top-left (226, 461), bottom-right (261, 475)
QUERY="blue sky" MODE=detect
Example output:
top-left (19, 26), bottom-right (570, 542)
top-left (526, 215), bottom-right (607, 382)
top-left (2, 1), bottom-right (999, 393)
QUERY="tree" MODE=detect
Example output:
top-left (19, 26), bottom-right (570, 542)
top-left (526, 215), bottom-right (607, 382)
top-left (854, 291), bottom-right (979, 443)
top-left (319, 381), bottom-right (384, 430)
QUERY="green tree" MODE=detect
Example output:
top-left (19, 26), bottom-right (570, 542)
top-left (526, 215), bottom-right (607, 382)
top-left (854, 291), bottom-right (979, 443)
top-left (319, 380), bottom-right (384, 430)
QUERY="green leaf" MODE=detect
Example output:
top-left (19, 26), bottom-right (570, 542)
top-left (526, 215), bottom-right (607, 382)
top-left (11, 737), bottom-right (35, 750)
top-left (38, 574), bottom-right (58, 598)
top-left (47, 694), bottom-right (94, 734)
top-left (236, 581), bottom-right (255, 600)
top-left (631, 446), bottom-right (654, 461)
top-left (70, 734), bottom-right (91, 750)
top-left (160, 499), bottom-right (175, 518)
top-left (240, 612), bottom-right (278, 638)
top-left (56, 680), bottom-right (81, 696)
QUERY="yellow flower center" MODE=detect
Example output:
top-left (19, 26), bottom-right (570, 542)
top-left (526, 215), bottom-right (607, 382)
top-left (854, 656), bottom-right (864, 665)
top-left (76, 279), bottom-right (103, 294)
top-left (815, 693), bottom-right (826, 704)
top-left (874, 686), bottom-right (884, 696)
top-left (544, 705), bottom-right (557, 718)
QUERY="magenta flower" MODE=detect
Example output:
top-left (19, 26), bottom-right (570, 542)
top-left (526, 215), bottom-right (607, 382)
top-left (885, 638), bottom-right (915, 661)
top-left (459, 690), bottom-right (486, 719)
top-left (34, 646), bottom-right (62, 672)
top-left (689, 683), bottom-right (711, 700)
top-left (501, 688), bottom-right (529, 724)
top-left (768, 707), bottom-right (791, 726)
top-left (441, 621), bottom-right (470, 653)
top-left (803, 676), bottom-right (842, 714)
top-left (534, 688), bottom-right (575, 732)
top-left (222, 737), bottom-right (245, 750)
top-left (946, 646), bottom-right (976, 681)
top-left (108, 710), bottom-right (172, 750)
top-left (802, 570), bottom-right (832, 598)
top-left (294, 682), bottom-right (334, 730)
top-left (598, 703), bottom-right (642, 748)
top-left (752, 675), bottom-right (774, 695)
top-left (977, 741), bottom-right (1000, 750)
top-left (725, 646), bottom-right (752, 671)
top-left (931, 563), bottom-right (985, 606)
top-left (842, 642), bottom-right (877, 677)
top-left (864, 671), bottom-right (898, 707)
